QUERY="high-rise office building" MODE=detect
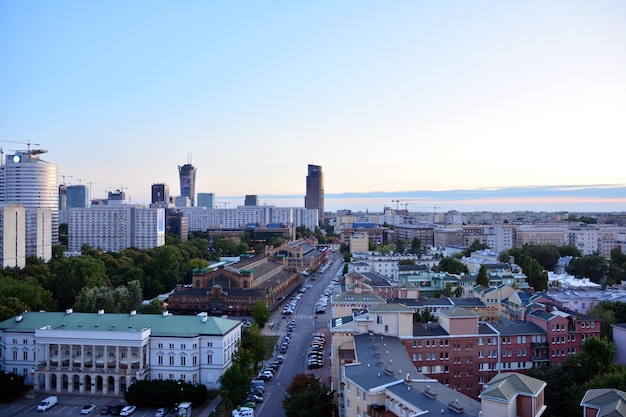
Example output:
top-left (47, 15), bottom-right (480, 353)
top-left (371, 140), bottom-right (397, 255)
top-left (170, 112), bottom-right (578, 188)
top-left (0, 149), bottom-right (58, 255)
top-left (197, 193), bottom-right (215, 209)
top-left (244, 195), bottom-right (259, 206)
top-left (305, 164), bottom-right (324, 220)
top-left (151, 183), bottom-right (170, 204)
top-left (178, 163), bottom-right (197, 207)
top-left (66, 185), bottom-right (90, 209)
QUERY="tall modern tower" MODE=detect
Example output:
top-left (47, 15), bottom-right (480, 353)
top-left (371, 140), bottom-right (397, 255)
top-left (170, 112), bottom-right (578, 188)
top-left (0, 149), bottom-right (58, 258)
top-left (66, 185), bottom-right (90, 209)
top-left (305, 164), bottom-right (324, 219)
top-left (151, 183), bottom-right (170, 204)
top-left (178, 162), bottom-right (196, 207)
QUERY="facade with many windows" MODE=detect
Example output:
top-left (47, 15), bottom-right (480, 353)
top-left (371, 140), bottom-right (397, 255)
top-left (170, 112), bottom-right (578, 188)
top-left (0, 310), bottom-right (241, 395)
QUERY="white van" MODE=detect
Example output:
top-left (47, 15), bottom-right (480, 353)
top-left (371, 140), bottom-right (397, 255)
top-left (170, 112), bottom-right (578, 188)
top-left (37, 396), bottom-right (58, 412)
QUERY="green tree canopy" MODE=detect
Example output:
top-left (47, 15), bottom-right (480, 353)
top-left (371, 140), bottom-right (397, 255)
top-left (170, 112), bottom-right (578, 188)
top-left (476, 264), bottom-right (489, 287)
top-left (566, 255), bottom-right (610, 285)
top-left (251, 300), bottom-right (271, 329)
top-left (522, 257), bottom-right (548, 291)
top-left (436, 258), bottom-right (469, 275)
top-left (283, 373), bottom-right (335, 417)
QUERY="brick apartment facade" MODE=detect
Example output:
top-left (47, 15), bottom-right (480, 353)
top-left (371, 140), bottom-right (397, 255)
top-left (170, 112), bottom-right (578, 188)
top-left (403, 305), bottom-right (601, 400)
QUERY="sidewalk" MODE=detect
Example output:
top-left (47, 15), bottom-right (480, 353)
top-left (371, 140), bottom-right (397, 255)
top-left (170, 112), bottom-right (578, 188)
top-left (196, 394), bottom-right (222, 417)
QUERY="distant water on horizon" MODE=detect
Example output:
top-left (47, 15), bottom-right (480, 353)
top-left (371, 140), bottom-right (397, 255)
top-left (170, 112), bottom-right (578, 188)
top-left (218, 185), bottom-right (626, 214)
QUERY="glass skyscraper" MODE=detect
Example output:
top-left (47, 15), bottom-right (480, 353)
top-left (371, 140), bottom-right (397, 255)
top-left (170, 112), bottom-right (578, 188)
top-left (305, 164), bottom-right (324, 220)
top-left (178, 163), bottom-right (196, 207)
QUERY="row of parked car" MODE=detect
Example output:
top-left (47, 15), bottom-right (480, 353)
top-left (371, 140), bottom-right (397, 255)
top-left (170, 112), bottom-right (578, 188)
top-left (307, 333), bottom-right (326, 369)
top-left (282, 291), bottom-right (304, 316)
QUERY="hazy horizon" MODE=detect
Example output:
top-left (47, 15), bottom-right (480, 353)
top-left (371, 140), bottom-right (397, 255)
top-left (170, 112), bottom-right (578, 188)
top-left (200, 184), bottom-right (626, 214)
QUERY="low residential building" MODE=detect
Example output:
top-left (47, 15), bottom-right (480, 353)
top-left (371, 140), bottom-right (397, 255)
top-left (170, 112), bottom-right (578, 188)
top-left (0, 310), bottom-right (241, 394)
top-left (479, 372), bottom-right (547, 417)
top-left (580, 388), bottom-right (626, 417)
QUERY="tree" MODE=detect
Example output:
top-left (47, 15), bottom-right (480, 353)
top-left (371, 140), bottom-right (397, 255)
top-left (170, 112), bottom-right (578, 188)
top-left (566, 255), bottom-right (610, 285)
top-left (0, 371), bottom-right (25, 402)
top-left (413, 310), bottom-right (436, 323)
top-left (283, 373), bottom-right (335, 417)
top-left (463, 240), bottom-right (489, 256)
top-left (241, 325), bottom-right (270, 373)
top-left (557, 244), bottom-right (582, 258)
top-left (436, 258), bottom-right (469, 275)
top-left (251, 300), bottom-right (271, 328)
top-left (410, 237), bottom-right (422, 257)
top-left (398, 259), bottom-right (416, 265)
top-left (522, 257), bottom-right (548, 291)
top-left (139, 298), bottom-right (166, 314)
top-left (342, 263), bottom-right (349, 275)
top-left (453, 285), bottom-right (463, 298)
top-left (219, 362), bottom-right (251, 411)
top-left (476, 264), bottom-right (489, 287)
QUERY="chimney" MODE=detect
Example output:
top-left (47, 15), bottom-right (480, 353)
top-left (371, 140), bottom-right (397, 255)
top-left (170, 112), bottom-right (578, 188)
top-left (130, 310), bottom-right (137, 316)
top-left (65, 308), bottom-right (73, 315)
top-left (98, 309), bottom-right (104, 315)
top-left (162, 311), bottom-right (169, 317)
top-left (16, 314), bottom-right (23, 322)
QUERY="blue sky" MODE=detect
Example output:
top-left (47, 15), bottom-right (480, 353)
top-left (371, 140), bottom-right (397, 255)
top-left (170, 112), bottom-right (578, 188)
top-left (1, 1), bottom-right (625, 212)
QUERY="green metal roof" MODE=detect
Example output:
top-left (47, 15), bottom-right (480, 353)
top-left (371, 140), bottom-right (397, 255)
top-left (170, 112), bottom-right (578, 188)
top-left (0, 311), bottom-right (240, 337)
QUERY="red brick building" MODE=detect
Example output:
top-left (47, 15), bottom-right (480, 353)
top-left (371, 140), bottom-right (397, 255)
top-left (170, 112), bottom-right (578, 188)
top-left (403, 305), bottom-right (602, 400)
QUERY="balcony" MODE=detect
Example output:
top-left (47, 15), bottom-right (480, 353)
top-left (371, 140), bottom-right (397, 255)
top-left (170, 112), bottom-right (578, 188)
top-left (531, 342), bottom-right (549, 348)
top-left (531, 356), bottom-right (550, 362)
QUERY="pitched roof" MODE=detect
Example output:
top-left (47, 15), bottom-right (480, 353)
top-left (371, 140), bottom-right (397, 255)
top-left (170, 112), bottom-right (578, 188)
top-left (581, 388), bottom-right (626, 417)
top-left (480, 373), bottom-right (546, 402)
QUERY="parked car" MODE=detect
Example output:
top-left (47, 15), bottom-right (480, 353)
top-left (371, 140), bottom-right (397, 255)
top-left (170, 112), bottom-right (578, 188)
top-left (119, 406), bottom-right (136, 416)
top-left (155, 408), bottom-right (170, 417)
top-left (81, 405), bottom-right (97, 415)
top-left (109, 406), bottom-right (124, 416)
top-left (100, 406), bottom-right (112, 416)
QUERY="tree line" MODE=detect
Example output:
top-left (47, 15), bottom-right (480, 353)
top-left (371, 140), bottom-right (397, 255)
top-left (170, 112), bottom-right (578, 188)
top-left (0, 233), bottom-right (228, 321)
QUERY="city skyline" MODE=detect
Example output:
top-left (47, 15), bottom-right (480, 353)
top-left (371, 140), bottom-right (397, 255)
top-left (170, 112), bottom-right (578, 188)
top-left (1, 2), bottom-right (625, 211)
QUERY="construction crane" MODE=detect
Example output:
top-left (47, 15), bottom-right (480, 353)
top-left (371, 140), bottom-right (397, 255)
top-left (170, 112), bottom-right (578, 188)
top-left (433, 206), bottom-right (441, 216)
top-left (60, 175), bottom-right (74, 186)
top-left (392, 200), bottom-right (402, 211)
top-left (0, 140), bottom-right (41, 152)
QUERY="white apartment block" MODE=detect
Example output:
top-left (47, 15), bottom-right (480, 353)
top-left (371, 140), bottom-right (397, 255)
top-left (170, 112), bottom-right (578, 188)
top-left (179, 206), bottom-right (318, 231)
top-left (68, 206), bottom-right (165, 252)
top-left (0, 203), bottom-right (26, 268)
top-left (0, 311), bottom-right (241, 395)
top-left (26, 208), bottom-right (52, 261)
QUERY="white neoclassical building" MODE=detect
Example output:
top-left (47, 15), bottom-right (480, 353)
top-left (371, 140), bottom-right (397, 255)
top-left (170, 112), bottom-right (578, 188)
top-left (0, 310), bottom-right (241, 396)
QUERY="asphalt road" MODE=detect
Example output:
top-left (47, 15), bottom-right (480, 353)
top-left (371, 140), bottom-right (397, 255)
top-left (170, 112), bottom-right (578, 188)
top-left (255, 253), bottom-right (342, 417)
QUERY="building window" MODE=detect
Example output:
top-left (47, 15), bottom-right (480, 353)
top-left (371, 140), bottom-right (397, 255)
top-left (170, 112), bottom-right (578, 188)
top-left (207, 355), bottom-right (213, 364)
top-left (158, 356), bottom-right (164, 365)
top-left (181, 357), bottom-right (186, 366)
top-left (158, 343), bottom-right (163, 349)
top-left (169, 344), bottom-right (174, 349)
top-left (181, 344), bottom-right (186, 349)
top-left (23, 351), bottom-right (28, 360)
top-left (193, 356), bottom-right (198, 366)
top-left (169, 356), bottom-right (174, 366)
top-left (207, 342), bottom-right (213, 347)
top-left (157, 373), bottom-right (163, 380)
